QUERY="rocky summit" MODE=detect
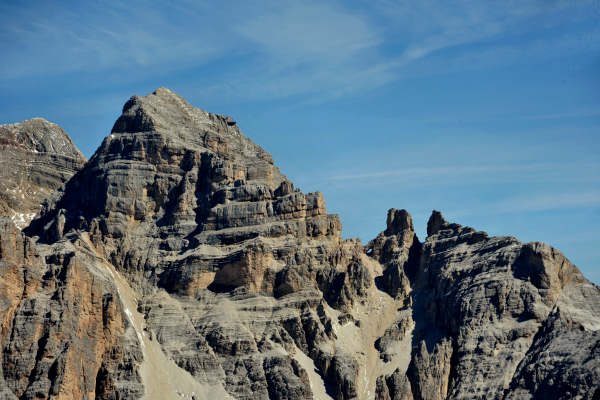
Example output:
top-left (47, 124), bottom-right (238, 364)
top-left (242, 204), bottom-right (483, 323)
top-left (0, 118), bottom-right (86, 228)
top-left (0, 88), bottom-right (598, 400)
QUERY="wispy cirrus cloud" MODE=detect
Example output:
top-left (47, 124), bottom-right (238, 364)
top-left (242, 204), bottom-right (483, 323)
top-left (0, 0), bottom-right (390, 101)
top-left (449, 191), bottom-right (600, 219)
top-left (518, 108), bottom-right (600, 121)
top-left (371, 0), bottom-right (597, 61)
top-left (0, 1), bottom-right (229, 78)
top-left (492, 191), bottom-right (600, 214)
top-left (237, 2), bottom-right (379, 66)
top-left (189, 1), bottom-right (390, 102)
top-left (206, 0), bottom-right (599, 102)
top-left (0, 0), bottom-right (597, 102)
top-left (320, 162), bottom-right (600, 187)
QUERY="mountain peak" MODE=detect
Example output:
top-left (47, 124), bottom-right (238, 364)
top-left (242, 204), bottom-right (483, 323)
top-left (112, 87), bottom-right (201, 134)
top-left (111, 88), bottom-right (239, 147)
top-left (1, 118), bottom-right (85, 160)
top-left (152, 86), bottom-right (177, 97)
top-left (0, 119), bottom-right (86, 228)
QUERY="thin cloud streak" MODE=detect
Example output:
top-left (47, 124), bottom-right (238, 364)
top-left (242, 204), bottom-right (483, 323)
top-left (321, 162), bottom-right (600, 185)
top-left (455, 191), bottom-right (600, 217)
top-left (0, 1), bottom-right (228, 78)
top-left (518, 108), bottom-right (600, 121)
top-left (327, 164), bottom-right (549, 181)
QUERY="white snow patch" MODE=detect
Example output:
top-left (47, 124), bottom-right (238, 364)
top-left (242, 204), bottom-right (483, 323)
top-left (10, 211), bottom-right (36, 229)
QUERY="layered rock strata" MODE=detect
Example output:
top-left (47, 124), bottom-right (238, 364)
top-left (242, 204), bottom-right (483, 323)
top-left (0, 88), bottom-right (597, 400)
top-left (0, 118), bottom-right (86, 228)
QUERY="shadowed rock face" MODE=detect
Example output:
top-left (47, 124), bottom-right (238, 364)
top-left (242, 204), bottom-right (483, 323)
top-left (0, 118), bottom-right (86, 228)
top-left (1, 88), bottom-right (599, 400)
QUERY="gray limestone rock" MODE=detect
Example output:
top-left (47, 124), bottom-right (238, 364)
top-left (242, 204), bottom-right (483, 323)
top-left (0, 118), bottom-right (86, 228)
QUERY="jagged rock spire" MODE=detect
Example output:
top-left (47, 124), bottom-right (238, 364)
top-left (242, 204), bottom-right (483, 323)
top-left (385, 208), bottom-right (414, 236)
top-left (426, 209), bottom-right (447, 236)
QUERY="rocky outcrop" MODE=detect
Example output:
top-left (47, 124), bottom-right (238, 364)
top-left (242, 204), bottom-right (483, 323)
top-left (372, 210), bottom-right (600, 400)
top-left (1, 88), bottom-right (599, 399)
top-left (367, 209), bottom-right (420, 302)
top-left (22, 88), bottom-right (370, 399)
top-left (0, 219), bottom-right (143, 399)
top-left (0, 118), bottom-right (86, 228)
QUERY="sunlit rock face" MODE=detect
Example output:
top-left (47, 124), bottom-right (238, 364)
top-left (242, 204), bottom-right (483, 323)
top-left (0, 118), bottom-right (86, 228)
top-left (1, 88), bottom-right (598, 400)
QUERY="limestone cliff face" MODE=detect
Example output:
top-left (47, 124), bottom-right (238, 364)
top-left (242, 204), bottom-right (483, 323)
top-left (1, 88), bottom-right (599, 400)
top-left (0, 118), bottom-right (86, 228)
top-left (0, 218), bottom-right (143, 400)
top-left (373, 211), bottom-right (600, 400)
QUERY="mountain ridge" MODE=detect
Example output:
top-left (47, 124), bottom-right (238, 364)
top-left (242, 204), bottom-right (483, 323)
top-left (0, 88), bottom-right (598, 400)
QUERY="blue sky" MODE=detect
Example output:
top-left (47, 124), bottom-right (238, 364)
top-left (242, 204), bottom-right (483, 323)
top-left (1, 0), bottom-right (599, 282)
